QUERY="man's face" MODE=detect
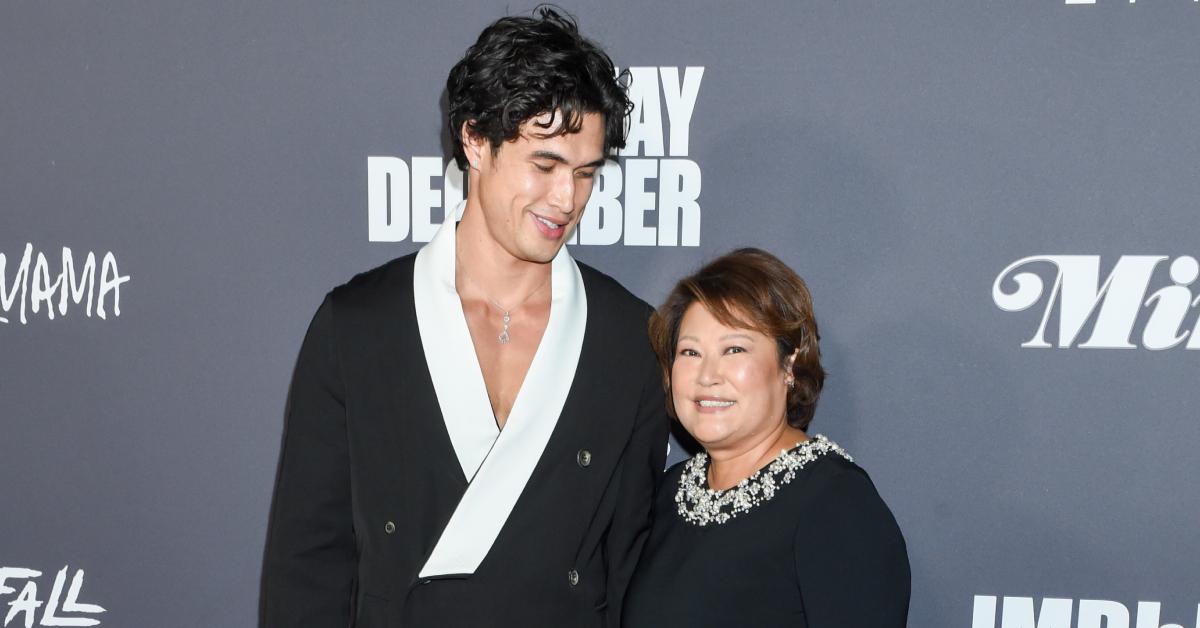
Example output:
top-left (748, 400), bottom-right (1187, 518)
top-left (468, 111), bottom-right (606, 264)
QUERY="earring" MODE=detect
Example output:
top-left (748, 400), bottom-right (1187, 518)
top-left (787, 378), bottom-right (795, 390)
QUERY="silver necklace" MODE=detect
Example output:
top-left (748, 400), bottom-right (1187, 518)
top-left (456, 253), bottom-right (550, 344)
top-left (675, 434), bottom-right (852, 527)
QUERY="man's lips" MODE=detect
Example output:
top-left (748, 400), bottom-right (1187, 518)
top-left (531, 212), bottom-right (568, 238)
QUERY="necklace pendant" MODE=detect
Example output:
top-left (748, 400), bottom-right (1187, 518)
top-left (498, 310), bottom-right (511, 343)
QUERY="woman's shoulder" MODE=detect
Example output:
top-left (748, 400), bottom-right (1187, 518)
top-left (789, 450), bottom-right (905, 544)
top-left (793, 452), bottom-right (885, 508)
top-left (798, 448), bottom-right (869, 487)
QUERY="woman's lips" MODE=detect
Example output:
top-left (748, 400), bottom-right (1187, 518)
top-left (695, 398), bottom-right (736, 412)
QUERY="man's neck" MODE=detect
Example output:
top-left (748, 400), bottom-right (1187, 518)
top-left (454, 206), bottom-right (554, 305)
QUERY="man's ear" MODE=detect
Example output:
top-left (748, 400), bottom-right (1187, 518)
top-left (461, 120), bottom-right (487, 169)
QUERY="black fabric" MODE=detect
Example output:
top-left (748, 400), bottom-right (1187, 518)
top-left (623, 453), bottom-right (910, 628)
top-left (260, 254), bottom-right (669, 628)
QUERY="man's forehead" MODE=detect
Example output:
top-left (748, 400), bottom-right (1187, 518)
top-left (509, 112), bottom-right (606, 163)
top-left (524, 109), bottom-right (593, 130)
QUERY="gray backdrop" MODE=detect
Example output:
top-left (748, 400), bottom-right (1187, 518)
top-left (3, 2), bottom-right (1198, 627)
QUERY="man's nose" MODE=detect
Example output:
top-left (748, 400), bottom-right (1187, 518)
top-left (548, 170), bottom-right (577, 213)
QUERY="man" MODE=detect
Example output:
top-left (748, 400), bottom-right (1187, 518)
top-left (260, 8), bottom-right (668, 627)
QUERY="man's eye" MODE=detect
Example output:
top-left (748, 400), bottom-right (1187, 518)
top-left (534, 163), bottom-right (553, 173)
top-left (576, 170), bottom-right (597, 179)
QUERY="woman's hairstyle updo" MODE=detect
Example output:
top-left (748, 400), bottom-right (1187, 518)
top-left (648, 248), bottom-right (825, 430)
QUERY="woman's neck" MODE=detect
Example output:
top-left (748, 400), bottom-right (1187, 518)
top-left (706, 423), bottom-right (809, 490)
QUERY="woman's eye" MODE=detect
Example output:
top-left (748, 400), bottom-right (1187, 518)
top-left (678, 348), bottom-right (699, 357)
top-left (725, 346), bottom-right (745, 354)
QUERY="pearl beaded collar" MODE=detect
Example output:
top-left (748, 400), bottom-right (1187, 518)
top-left (675, 434), bottom-right (853, 527)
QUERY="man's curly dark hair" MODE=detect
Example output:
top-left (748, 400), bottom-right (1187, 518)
top-left (446, 6), bottom-right (633, 170)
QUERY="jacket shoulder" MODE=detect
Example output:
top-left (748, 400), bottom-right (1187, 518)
top-left (576, 260), bottom-right (654, 321)
top-left (326, 253), bottom-right (417, 311)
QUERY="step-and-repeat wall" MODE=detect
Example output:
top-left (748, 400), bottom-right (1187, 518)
top-left (3, 2), bottom-right (1198, 626)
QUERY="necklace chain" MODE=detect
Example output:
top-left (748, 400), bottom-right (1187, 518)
top-left (674, 434), bottom-right (852, 527)
top-left (456, 252), bottom-right (550, 344)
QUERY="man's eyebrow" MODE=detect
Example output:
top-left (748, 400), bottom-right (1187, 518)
top-left (531, 150), bottom-right (568, 164)
top-left (531, 150), bottom-right (606, 169)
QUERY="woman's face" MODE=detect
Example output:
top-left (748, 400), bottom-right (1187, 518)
top-left (671, 303), bottom-right (792, 451)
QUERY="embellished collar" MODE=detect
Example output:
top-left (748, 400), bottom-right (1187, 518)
top-left (675, 434), bottom-right (853, 527)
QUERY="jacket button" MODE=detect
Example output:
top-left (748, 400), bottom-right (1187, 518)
top-left (576, 449), bottom-right (592, 467)
top-left (384, 521), bottom-right (396, 534)
top-left (567, 569), bottom-right (580, 586)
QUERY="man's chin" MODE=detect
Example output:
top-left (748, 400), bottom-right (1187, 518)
top-left (523, 248), bottom-right (561, 265)
top-left (517, 234), bottom-right (570, 264)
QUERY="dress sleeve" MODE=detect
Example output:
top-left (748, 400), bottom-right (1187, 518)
top-left (793, 465), bottom-right (911, 628)
top-left (260, 295), bottom-right (357, 627)
top-left (602, 331), bottom-right (670, 628)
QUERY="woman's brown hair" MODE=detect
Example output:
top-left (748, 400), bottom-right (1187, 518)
top-left (648, 247), bottom-right (824, 430)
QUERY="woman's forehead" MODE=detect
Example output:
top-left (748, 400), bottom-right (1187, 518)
top-left (679, 302), bottom-right (768, 339)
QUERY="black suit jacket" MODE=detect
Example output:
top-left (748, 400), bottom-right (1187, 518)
top-left (260, 254), bottom-right (669, 627)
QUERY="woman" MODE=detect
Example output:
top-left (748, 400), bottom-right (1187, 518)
top-left (623, 248), bottom-right (910, 627)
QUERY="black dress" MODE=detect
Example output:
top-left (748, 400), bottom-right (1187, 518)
top-left (622, 437), bottom-right (910, 628)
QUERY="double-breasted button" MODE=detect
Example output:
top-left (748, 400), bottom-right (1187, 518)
top-left (384, 521), bottom-right (396, 534)
top-left (576, 449), bottom-right (592, 467)
top-left (567, 569), bottom-right (580, 586)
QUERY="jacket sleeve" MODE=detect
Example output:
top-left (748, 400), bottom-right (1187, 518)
top-left (793, 466), bottom-right (911, 628)
top-left (260, 295), bottom-right (357, 627)
top-left (603, 343), bottom-right (670, 628)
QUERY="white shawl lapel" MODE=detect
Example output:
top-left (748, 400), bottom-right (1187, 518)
top-left (413, 201), bottom-right (587, 578)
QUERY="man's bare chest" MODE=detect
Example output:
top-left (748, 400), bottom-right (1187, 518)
top-left (460, 299), bottom-right (550, 428)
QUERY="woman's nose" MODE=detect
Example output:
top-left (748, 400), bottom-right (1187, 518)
top-left (696, 356), bottom-right (721, 386)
